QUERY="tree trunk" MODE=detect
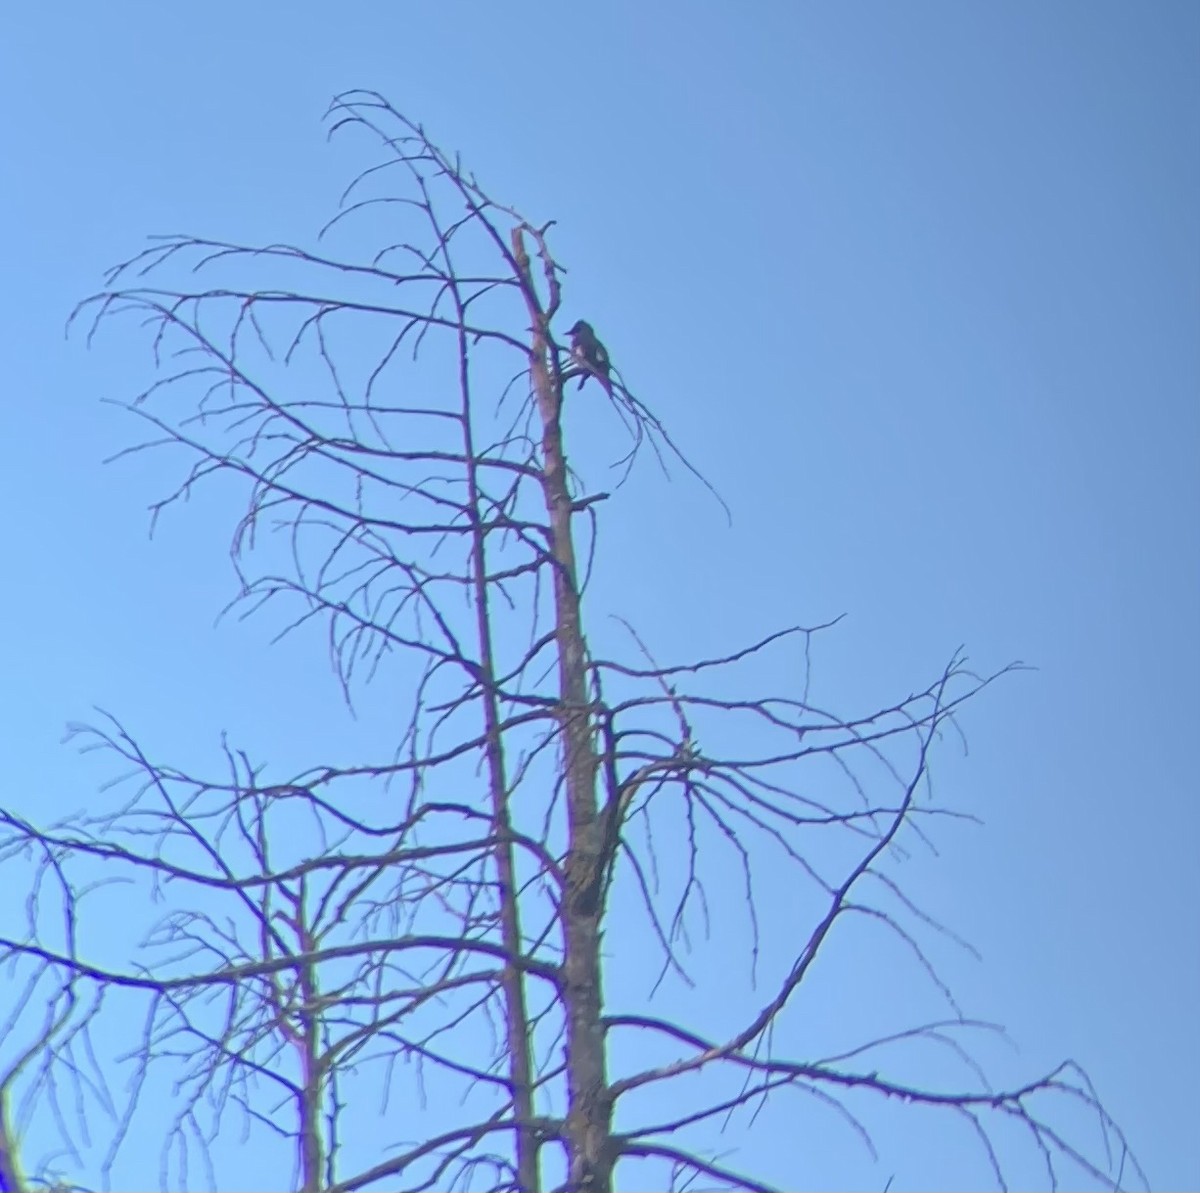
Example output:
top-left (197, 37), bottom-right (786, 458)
top-left (513, 229), bottom-right (611, 1193)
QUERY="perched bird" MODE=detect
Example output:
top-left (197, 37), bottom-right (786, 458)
top-left (567, 319), bottom-right (613, 394)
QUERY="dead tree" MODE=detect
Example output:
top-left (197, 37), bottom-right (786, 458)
top-left (0, 92), bottom-right (1143, 1193)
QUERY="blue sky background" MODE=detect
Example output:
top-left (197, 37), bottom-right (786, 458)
top-left (2, 2), bottom-right (1197, 1190)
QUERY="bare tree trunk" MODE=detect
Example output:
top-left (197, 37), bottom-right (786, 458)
top-left (514, 228), bottom-right (611, 1193)
top-left (458, 318), bottom-right (539, 1191)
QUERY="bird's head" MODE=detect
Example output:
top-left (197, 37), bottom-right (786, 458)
top-left (567, 319), bottom-right (592, 338)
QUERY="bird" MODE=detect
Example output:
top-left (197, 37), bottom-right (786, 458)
top-left (566, 319), bottom-right (613, 394)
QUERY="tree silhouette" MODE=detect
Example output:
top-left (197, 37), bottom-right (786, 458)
top-left (0, 92), bottom-right (1142, 1193)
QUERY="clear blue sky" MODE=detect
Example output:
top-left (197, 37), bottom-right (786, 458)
top-left (2, 2), bottom-right (1197, 1190)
